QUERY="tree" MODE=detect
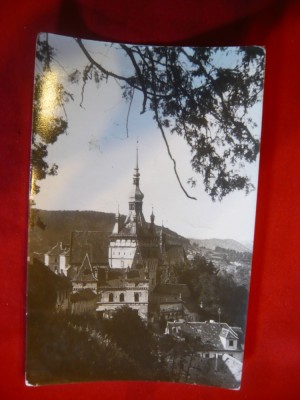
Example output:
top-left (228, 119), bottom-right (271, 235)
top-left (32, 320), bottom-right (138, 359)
top-left (31, 34), bottom-right (73, 198)
top-left (103, 306), bottom-right (156, 368)
top-left (33, 34), bottom-right (265, 201)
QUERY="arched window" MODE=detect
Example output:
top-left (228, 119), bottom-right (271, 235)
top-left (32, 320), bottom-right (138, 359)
top-left (120, 293), bottom-right (124, 302)
top-left (134, 292), bottom-right (139, 302)
top-left (109, 293), bottom-right (114, 302)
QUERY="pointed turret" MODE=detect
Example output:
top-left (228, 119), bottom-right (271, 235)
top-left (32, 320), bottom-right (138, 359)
top-left (72, 253), bottom-right (98, 293)
top-left (129, 142), bottom-right (144, 206)
top-left (150, 206), bottom-right (155, 224)
top-left (149, 206), bottom-right (156, 235)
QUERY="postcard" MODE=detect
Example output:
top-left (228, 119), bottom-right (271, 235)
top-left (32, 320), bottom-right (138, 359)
top-left (26, 33), bottom-right (265, 388)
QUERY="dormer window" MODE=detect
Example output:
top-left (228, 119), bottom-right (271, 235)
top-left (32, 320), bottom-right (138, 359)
top-left (229, 340), bottom-right (234, 347)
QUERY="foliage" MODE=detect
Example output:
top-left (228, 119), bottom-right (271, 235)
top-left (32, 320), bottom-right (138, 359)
top-left (33, 34), bottom-right (265, 201)
top-left (26, 312), bottom-right (142, 385)
top-left (215, 246), bottom-right (252, 262)
top-left (31, 34), bottom-right (73, 199)
top-left (103, 306), bottom-right (157, 370)
top-left (178, 255), bottom-right (248, 326)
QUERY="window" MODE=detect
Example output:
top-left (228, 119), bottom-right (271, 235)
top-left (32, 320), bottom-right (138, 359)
top-left (134, 292), bottom-right (139, 302)
top-left (229, 340), bottom-right (234, 347)
top-left (120, 293), bottom-right (124, 302)
top-left (109, 293), bottom-right (114, 302)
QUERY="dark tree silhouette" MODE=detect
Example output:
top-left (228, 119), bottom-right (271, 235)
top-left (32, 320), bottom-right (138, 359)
top-left (32, 33), bottom-right (265, 201)
top-left (103, 306), bottom-right (155, 368)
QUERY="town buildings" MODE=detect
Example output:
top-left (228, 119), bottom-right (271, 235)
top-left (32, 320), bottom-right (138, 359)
top-left (35, 147), bottom-right (244, 383)
top-left (40, 146), bottom-right (188, 322)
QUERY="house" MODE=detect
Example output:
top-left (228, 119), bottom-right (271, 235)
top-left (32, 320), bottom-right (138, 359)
top-left (150, 284), bottom-right (200, 323)
top-left (27, 259), bottom-right (72, 314)
top-left (44, 241), bottom-right (70, 276)
top-left (165, 320), bottom-right (244, 361)
top-left (96, 268), bottom-right (149, 321)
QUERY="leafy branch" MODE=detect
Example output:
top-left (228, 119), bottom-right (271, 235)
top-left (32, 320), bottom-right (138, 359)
top-left (32, 34), bottom-right (265, 201)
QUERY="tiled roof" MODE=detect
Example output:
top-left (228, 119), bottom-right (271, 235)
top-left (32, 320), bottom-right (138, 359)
top-left (167, 321), bottom-right (243, 351)
top-left (145, 258), bottom-right (159, 270)
top-left (29, 259), bottom-right (72, 291)
top-left (70, 231), bottom-right (109, 265)
top-left (131, 246), bottom-right (160, 269)
top-left (72, 253), bottom-right (98, 283)
top-left (47, 242), bottom-right (69, 256)
top-left (98, 267), bottom-right (148, 288)
top-left (220, 327), bottom-right (238, 340)
top-left (112, 219), bottom-right (158, 240)
top-left (153, 284), bottom-right (191, 300)
top-left (127, 270), bottom-right (140, 279)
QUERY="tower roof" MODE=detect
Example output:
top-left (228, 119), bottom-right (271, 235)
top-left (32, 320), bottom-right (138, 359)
top-left (119, 143), bottom-right (147, 235)
top-left (72, 253), bottom-right (98, 283)
top-left (129, 142), bottom-right (144, 201)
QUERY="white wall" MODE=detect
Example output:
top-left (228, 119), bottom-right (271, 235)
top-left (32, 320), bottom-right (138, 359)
top-left (108, 239), bottom-right (137, 268)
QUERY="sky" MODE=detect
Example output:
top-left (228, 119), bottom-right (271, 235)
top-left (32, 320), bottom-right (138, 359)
top-left (32, 33), bottom-right (264, 243)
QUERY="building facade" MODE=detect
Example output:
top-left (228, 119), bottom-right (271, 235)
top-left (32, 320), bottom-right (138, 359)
top-left (44, 242), bottom-right (70, 276)
top-left (41, 145), bottom-right (190, 322)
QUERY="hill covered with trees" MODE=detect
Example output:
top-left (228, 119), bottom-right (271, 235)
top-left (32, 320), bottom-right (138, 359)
top-left (28, 209), bottom-right (190, 257)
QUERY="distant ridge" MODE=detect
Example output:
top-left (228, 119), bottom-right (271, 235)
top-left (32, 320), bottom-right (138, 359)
top-left (28, 209), bottom-right (189, 256)
top-left (28, 210), bottom-right (251, 257)
top-left (190, 238), bottom-right (252, 253)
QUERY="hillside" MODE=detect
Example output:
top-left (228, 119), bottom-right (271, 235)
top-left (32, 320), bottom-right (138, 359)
top-left (28, 209), bottom-right (190, 256)
top-left (190, 238), bottom-right (252, 253)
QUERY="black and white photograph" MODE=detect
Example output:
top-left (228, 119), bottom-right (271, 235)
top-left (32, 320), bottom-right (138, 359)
top-left (26, 33), bottom-right (265, 389)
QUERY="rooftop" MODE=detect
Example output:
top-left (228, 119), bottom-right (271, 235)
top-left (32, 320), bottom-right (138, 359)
top-left (166, 321), bottom-right (243, 351)
top-left (47, 242), bottom-right (70, 256)
top-left (72, 253), bottom-right (98, 283)
top-left (70, 231), bottom-right (109, 265)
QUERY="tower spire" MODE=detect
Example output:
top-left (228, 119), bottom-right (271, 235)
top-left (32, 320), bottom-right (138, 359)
top-left (150, 205), bottom-right (155, 223)
top-left (133, 138), bottom-right (141, 187)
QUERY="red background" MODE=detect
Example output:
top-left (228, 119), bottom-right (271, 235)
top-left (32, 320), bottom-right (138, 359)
top-left (0, 0), bottom-right (299, 399)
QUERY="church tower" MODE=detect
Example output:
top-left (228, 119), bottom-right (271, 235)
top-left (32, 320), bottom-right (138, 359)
top-left (108, 144), bottom-right (159, 269)
top-left (123, 145), bottom-right (146, 234)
